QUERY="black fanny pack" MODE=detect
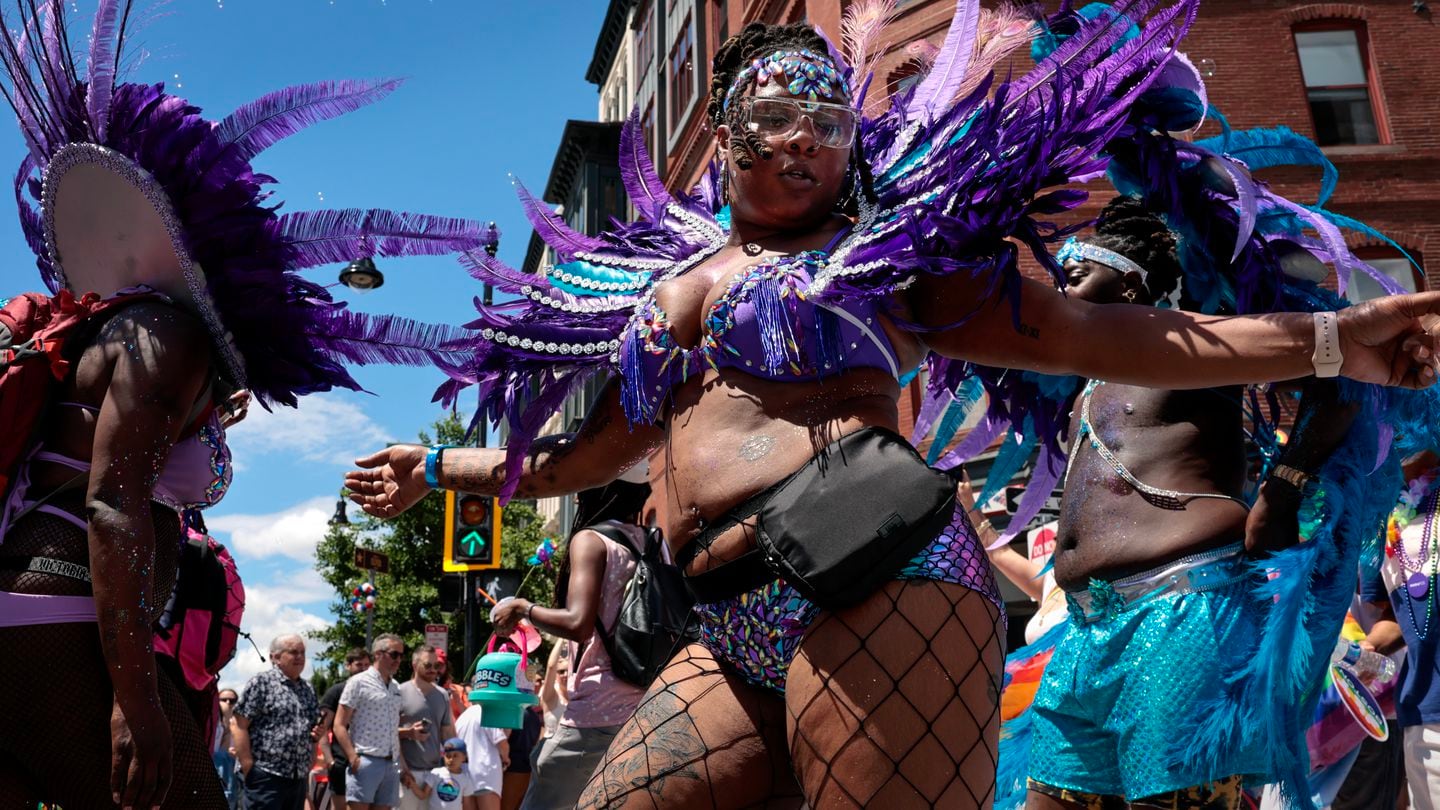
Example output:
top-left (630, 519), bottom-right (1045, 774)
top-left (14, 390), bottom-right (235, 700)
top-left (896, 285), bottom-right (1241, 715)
top-left (678, 427), bottom-right (957, 611)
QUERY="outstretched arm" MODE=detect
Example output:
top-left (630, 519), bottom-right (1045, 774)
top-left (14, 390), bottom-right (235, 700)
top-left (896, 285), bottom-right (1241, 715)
top-left (912, 274), bottom-right (1440, 389)
top-left (345, 378), bottom-right (663, 518)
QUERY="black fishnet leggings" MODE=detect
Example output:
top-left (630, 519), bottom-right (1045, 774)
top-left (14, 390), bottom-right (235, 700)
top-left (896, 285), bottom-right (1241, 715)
top-left (578, 580), bottom-right (1004, 809)
top-left (0, 505), bottom-right (227, 808)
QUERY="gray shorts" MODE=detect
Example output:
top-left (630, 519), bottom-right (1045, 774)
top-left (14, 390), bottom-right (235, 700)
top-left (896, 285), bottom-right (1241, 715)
top-left (519, 724), bottom-right (621, 810)
top-left (346, 754), bottom-right (401, 806)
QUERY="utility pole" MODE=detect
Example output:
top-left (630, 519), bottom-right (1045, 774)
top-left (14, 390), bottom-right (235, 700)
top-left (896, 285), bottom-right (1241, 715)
top-left (463, 224), bottom-right (500, 676)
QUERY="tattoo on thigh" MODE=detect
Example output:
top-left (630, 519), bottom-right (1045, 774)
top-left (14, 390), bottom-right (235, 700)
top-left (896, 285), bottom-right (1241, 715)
top-left (738, 435), bottom-right (776, 462)
top-left (583, 688), bottom-right (706, 806)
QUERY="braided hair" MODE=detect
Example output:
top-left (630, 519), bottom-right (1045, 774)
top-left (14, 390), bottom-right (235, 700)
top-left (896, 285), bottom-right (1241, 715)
top-left (1090, 195), bottom-right (1183, 303)
top-left (707, 22), bottom-right (833, 169)
top-left (706, 22), bottom-right (875, 212)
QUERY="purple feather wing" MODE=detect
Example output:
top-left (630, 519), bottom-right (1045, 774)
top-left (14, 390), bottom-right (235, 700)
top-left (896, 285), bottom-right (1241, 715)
top-left (269, 208), bottom-right (489, 270)
top-left (216, 78), bottom-right (404, 161)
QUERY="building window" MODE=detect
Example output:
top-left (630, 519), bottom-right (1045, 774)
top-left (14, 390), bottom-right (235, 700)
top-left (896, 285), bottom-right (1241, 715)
top-left (1294, 25), bottom-right (1382, 146)
top-left (714, 0), bottom-right (729, 47)
top-left (669, 16), bottom-right (694, 130)
top-left (1348, 251), bottom-right (1425, 302)
top-left (643, 100), bottom-right (657, 158)
top-left (636, 4), bottom-right (654, 77)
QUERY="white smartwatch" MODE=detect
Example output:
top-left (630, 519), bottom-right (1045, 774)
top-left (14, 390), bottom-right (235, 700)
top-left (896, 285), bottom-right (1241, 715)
top-left (1311, 311), bottom-right (1342, 378)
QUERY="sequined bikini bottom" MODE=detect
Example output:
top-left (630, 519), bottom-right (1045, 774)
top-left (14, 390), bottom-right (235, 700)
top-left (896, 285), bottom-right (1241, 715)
top-left (691, 500), bottom-right (1004, 694)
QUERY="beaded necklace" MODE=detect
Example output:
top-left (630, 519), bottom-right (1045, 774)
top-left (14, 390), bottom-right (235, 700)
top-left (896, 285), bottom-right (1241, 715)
top-left (1391, 476), bottom-right (1440, 639)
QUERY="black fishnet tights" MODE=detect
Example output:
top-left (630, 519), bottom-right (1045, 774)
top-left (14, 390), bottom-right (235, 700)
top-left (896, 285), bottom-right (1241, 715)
top-left (789, 581), bottom-right (1004, 809)
top-left (577, 642), bottom-right (804, 809)
top-left (0, 505), bottom-right (226, 808)
top-left (577, 581), bottom-right (1003, 809)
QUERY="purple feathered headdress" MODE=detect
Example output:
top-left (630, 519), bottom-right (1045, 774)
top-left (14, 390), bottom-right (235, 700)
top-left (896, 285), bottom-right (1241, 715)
top-left (2, 0), bottom-right (492, 407)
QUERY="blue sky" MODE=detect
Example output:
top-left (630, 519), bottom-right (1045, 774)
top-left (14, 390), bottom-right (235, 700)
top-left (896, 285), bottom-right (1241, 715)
top-left (0, 0), bottom-right (610, 688)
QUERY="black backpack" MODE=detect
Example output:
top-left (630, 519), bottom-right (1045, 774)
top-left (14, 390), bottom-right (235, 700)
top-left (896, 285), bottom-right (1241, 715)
top-left (588, 522), bottom-right (696, 688)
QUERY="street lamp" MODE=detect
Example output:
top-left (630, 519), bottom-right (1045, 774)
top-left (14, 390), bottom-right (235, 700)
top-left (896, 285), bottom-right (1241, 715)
top-left (329, 496), bottom-right (350, 526)
top-left (484, 221), bottom-right (500, 258)
top-left (338, 257), bottom-right (385, 292)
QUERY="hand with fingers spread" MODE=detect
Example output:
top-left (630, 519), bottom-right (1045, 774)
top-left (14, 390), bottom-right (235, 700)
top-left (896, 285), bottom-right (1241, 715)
top-left (345, 444), bottom-right (430, 518)
top-left (1338, 292), bottom-right (1440, 388)
top-left (110, 698), bottom-right (172, 810)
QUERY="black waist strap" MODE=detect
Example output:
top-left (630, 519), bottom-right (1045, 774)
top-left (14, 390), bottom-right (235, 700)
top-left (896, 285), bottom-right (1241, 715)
top-left (678, 479), bottom-right (783, 604)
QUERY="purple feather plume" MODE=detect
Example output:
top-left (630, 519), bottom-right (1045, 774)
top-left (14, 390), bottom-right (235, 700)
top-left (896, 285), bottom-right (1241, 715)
top-left (905, 0), bottom-right (980, 121)
top-left (85, 0), bottom-right (123, 142)
top-left (216, 78), bottom-right (404, 161)
top-left (269, 208), bottom-right (488, 270)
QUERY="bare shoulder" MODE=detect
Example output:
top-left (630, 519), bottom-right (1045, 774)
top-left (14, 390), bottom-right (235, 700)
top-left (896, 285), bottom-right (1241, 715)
top-left (94, 300), bottom-right (212, 378)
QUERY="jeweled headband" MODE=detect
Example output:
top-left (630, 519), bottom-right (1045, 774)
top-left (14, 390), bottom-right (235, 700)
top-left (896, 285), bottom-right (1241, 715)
top-left (722, 48), bottom-right (851, 114)
top-left (1057, 237), bottom-right (1149, 283)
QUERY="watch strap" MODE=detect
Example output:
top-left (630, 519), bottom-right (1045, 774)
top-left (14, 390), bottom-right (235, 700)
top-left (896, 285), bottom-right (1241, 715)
top-left (1311, 311), bottom-right (1342, 378)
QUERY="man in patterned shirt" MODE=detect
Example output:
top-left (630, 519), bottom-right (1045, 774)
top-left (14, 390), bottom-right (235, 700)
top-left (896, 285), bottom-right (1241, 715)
top-left (234, 634), bottom-right (322, 810)
top-left (336, 633), bottom-right (415, 809)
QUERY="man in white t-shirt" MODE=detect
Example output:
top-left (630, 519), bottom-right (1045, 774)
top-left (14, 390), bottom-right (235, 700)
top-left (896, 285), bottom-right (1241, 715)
top-left (453, 705), bottom-right (510, 810)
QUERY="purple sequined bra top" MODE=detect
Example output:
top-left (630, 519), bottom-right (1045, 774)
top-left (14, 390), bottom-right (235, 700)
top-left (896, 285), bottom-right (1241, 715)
top-left (618, 249), bottom-right (904, 424)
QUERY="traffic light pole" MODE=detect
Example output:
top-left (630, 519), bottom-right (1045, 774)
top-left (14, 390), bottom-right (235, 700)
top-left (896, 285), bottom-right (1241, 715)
top-left (463, 278), bottom-right (494, 677)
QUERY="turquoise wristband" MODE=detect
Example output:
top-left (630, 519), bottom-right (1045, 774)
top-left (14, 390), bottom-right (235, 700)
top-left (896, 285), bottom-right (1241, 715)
top-left (424, 445), bottom-right (450, 489)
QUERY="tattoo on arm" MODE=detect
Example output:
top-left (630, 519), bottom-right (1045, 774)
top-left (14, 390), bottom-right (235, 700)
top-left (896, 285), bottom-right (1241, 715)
top-left (1017, 322), bottom-right (1041, 340)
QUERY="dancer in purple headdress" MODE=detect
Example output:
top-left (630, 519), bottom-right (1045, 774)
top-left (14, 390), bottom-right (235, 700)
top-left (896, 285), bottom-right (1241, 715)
top-left (0, 1), bottom-right (488, 806)
top-left (347, 2), bottom-right (1440, 806)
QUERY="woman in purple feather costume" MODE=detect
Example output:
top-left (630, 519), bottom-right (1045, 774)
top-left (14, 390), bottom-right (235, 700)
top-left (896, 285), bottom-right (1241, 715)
top-left (347, 8), bottom-right (1440, 809)
top-left (0, 1), bottom-right (485, 807)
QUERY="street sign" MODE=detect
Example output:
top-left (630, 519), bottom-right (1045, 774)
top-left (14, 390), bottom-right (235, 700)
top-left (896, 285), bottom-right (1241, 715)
top-left (424, 623), bottom-right (449, 652)
top-left (354, 547), bottom-right (390, 574)
top-left (1005, 485), bottom-right (1063, 532)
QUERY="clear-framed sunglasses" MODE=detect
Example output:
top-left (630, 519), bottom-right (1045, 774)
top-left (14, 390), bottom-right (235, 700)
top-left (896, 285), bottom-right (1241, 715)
top-left (740, 97), bottom-right (858, 149)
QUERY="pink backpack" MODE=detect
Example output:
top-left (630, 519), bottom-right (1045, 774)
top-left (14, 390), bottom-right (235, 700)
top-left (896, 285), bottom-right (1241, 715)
top-left (154, 527), bottom-right (247, 692)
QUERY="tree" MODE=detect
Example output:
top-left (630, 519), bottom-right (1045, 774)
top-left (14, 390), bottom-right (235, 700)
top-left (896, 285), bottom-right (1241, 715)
top-left (312, 412), bottom-right (559, 680)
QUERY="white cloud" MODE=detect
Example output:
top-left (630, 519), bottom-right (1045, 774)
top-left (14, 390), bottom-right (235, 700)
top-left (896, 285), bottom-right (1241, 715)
top-left (208, 496), bottom-right (336, 562)
top-left (219, 583), bottom-right (332, 692)
top-left (226, 392), bottom-right (394, 470)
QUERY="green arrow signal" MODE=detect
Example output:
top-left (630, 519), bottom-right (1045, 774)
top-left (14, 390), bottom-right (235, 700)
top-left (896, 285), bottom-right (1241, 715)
top-left (460, 530), bottom-right (486, 557)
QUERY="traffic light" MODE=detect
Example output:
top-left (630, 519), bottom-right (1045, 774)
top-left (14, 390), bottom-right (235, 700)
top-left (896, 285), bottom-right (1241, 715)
top-left (443, 491), bottom-right (502, 572)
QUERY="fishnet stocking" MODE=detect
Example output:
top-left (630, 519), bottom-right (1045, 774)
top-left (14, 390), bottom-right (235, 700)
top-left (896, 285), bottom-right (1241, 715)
top-left (788, 581), bottom-right (1004, 809)
top-left (577, 643), bottom-right (804, 809)
top-left (0, 504), bottom-right (226, 808)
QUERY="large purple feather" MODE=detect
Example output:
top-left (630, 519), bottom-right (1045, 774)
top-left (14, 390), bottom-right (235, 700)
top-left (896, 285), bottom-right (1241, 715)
top-left (85, 0), bottom-right (123, 142)
top-left (513, 178), bottom-right (605, 260)
top-left (904, 0), bottom-right (980, 120)
top-left (309, 308), bottom-right (472, 367)
top-left (269, 208), bottom-right (488, 269)
top-left (619, 108), bottom-right (672, 223)
top-left (216, 78), bottom-right (403, 161)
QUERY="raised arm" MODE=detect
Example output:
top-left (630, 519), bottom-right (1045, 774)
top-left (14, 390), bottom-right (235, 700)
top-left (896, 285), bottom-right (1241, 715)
top-left (346, 377), bottom-right (663, 518)
top-left (88, 304), bottom-right (210, 807)
top-left (911, 274), bottom-right (1440, 390)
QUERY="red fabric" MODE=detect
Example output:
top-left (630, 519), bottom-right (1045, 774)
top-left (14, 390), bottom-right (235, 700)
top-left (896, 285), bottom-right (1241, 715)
top-left (0, 290), bottom-right (158, 495)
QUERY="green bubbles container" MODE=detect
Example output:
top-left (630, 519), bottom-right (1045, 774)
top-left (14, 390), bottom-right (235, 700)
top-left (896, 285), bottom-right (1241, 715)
top-left (467, 650), bottom-right (538, 729)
